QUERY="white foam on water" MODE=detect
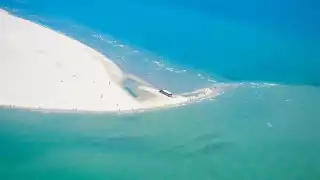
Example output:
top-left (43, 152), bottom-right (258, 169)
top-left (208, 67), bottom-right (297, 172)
top-left (207, 79), bottom-right (215, 82)
top-left (248, 82), bottom-right (280, 89)
top-left (267, 122), bottom-right (273, 128)
top-left (165, 67), bottom-right (174, 72)
top-left (174, 69), bottom-right (187, 73)
top-left (152, 60), bottom-right (165, 67)
top-left (92, 34), bottom-right (105, 41)
top-left (114, 44), bottom-right (125, 48)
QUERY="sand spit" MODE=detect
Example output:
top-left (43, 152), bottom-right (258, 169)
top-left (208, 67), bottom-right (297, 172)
top-left (0, 9), bottom-right (229, 112)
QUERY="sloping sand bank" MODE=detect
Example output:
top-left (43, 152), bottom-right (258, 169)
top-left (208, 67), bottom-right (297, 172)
top-left (0, 10), bottom-right (142, 111)
top-left (0, 9), bottom-right (229, 112)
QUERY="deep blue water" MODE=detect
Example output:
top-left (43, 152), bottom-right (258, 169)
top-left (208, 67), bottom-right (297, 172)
top-left (2, 0), bottom-right (320, 86)
top-left (1, 1), bottom-right (320, 180)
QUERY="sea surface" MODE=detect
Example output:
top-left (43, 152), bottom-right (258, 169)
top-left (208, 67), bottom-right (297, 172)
top-left (1, 0), bottom-right (320, 179)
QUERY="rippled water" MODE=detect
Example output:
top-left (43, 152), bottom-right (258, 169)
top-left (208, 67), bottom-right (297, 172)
top-left (1, 85), bottom-right (320, 179)
top-left (1, 0), bottom-right (320, 179)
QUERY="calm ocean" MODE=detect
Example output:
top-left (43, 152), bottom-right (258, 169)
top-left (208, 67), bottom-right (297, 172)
top-left (1, 0), bottom-right (320, 179)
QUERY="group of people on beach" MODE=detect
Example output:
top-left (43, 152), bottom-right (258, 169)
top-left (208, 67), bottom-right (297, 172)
top-left (58, 73), bottom-right (125, 112)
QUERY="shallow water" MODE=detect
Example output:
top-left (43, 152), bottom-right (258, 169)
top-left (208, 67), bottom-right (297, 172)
top-left (1, 85), bottom-right (320, 179)
top-left (1, 0), bottom-right (320, 179)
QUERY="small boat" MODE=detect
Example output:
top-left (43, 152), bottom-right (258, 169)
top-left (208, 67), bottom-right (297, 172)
top-left (159, 89), bottom-right (173, 97)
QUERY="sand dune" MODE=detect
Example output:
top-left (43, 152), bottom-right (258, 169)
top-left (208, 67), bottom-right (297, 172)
top-left (0, 9), bottom-right (225, 112)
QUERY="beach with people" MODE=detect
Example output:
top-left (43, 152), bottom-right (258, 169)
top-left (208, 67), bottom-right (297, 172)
top-left (0, 9), bottom-right (225, 112)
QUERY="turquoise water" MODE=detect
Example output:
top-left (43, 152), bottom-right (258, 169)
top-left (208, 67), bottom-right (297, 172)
top-left (1, 0), bottom-right (320, 179)
top-left (1, 85), bottom-right (320, 179)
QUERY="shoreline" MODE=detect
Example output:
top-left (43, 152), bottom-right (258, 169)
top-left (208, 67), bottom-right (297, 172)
top-left (0, 84), bottom-right (229, 114)
top-left (0, 89), bottom-right (223, 114)
top-left (0, 9), bottom-right (230, 113)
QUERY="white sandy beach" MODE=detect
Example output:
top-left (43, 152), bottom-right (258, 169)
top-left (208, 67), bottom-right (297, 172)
top-left (0, 9), bottom-right (223, 112)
